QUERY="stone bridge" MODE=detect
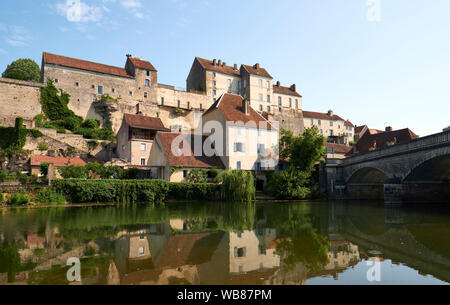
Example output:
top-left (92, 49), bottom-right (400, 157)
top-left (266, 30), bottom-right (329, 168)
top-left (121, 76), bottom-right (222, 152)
top-left (323, 130), bottom-right (450, 203)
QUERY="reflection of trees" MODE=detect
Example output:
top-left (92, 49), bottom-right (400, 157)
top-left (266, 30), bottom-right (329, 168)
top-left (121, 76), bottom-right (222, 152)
top-left (275, 207), bottom-right (329, 274)
top-left (0, 241), bottom-right (36, 283)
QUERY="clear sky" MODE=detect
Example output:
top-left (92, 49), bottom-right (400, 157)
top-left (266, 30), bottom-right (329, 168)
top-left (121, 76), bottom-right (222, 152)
top-left (1, 0), bottom-right (449, 136)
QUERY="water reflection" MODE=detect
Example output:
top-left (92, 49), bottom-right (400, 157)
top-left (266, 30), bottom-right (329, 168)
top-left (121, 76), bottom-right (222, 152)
top-left (0, 202), bottom-right (449, 285)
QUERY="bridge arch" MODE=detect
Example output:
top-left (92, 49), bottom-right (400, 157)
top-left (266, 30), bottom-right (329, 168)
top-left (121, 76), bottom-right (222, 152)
top-left (346, 165), bottom-right (391, 184)
top-left (402, 146), bottom-right (450, 182)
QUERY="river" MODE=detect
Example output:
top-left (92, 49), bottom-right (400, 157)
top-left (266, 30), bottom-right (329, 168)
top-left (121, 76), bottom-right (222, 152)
top-left (0, 201), bottom-right (449, 285)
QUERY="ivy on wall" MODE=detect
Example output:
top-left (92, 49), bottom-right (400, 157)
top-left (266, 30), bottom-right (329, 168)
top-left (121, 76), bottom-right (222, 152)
top-left (0, 117), bottom-right (40, 156)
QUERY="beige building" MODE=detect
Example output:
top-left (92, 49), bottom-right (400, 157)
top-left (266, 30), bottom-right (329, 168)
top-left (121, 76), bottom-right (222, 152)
top-left (116, 114), bottom-right (170, 168)
top-left (303, 110), bottom-right (355, 145)
top-left (202, 93), bottom-right (279, 172)
top-left (148, 132), bottom-right (225, 182)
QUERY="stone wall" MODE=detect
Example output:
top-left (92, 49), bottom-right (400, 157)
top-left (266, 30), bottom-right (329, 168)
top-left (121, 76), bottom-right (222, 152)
top-left (269, 108), bottom-right (304, 136)
top-left (0, 78), bottom-right (42, 127)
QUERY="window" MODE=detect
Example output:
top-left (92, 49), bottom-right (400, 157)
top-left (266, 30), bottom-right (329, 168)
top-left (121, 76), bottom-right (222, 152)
top-left (146, 70), bottom-right (150, 76)
top-left (243, 79), bottom-right (247, 88)
top-left (255, 162), bottom-right (262, 171)
top-left (330, 121), bottom-right (334, 127)
top-left (259, 79), bottom-right (263, 88)
top-left (278, 96), bottom-right (282, 106)
top-left (289, 98), bottom-right (292, 108)
top-left (295, 99), bottom-right (298, 109)
top-left (258, 245), bottom-right (267, 256)
top-left (144, 92), bottom-right (148, 98)
top-left (161, 97), bottom-right (164, 105)
top-left (234, 142), bottom-right (245, 153)
top-left (238, 80), bottom-right (241, 89)
top-left (183, 170), bottom-right (188, 178)
top-left (257, 144), bottom-right (265, 154)
top-left (318, 120), bottom-right (321, 126)
top-left (213, 80), bottom-right (217, 87)
top-left (310, 119), bottom-right (314, 125)
top-left (111, 88), bottom-right (115, 93)
top-left (267, 80), bottom-right (270, 89)
top-left (141, 158), bottom-right (146, 166)
top-left (138, 247), bottom-right (145, 256)
top-left (234, 247), bottom-right (246, 258)
top-left (98, 86), bottom-right (103, 94)
top-left (141, 143), bottom-right (147, 151)
top-left (177, 100), bottom-right (181, 108)
top-left (228, 79), bottom-right (232, 88)
top-left (145, 79), bottom-right (150, 87)
top-left (267, 106), bottom-right (270, 112)
top-left (212, 72), bottom-right (216, 78)
top-left (259, 94), bottom-right (263, 101)
top-left (200, 104), bottom-right (203, 110)
top-left (267, 95), bottom-right (270, 103)
top-left (91, 85), bottom-right (95, 89)
top-left (213, 89), bottom-right (217, 96)
top-left (187, 101), bottom-right (190, 109)
top-left (259, 105), bottom-right (263, 111)
top-left (236, 161), bottom-right (242, 170)
top-left (129, 91), bottom-right (133, 96)
top-left (320, 129), bottom-right (323, 134)
top-left (330, 130), bottom-right (334, 136)
top-left (75, 82), bottom-right (79, 87)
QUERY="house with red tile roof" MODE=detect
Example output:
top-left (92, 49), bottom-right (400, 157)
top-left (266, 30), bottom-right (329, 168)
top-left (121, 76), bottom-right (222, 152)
top-left (116, 113), bottom-right (170, 171)
top-left (303, 110), bottom-right (355, 145)
top-left (347, 127), bottom-right (418, 156)
top-left (29, 155), bottom-right (89, 178)
top-left (325, 143), bottom-right (353, 159)
top-left (201, 93), bottom-right (279, 182)
top-left (148, 132), bottom-right (224, 182)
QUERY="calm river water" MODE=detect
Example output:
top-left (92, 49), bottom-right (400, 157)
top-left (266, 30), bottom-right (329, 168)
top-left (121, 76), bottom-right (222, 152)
top-left (0, 201), bottom-right (449, 285)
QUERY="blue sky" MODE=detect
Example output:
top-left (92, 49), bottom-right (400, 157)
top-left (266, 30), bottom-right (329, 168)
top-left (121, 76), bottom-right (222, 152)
top-left (1, 0), bottom-right (449, 136)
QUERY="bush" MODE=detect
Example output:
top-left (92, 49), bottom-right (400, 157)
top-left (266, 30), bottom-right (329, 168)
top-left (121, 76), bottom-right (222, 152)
top-left (38, 142), bottom-right (49, 151)
top-left (7, 192), bottom-right (30, 205)
top-left (16, 172), bottom-right (29, 185)
top-left (269, 170), bottom-right (311, 200)
top-left (0, 170), bottom-right (6, 183)
top-left (81, 119), bottom-right (100, 129)
top-left (36, 188), bottom-right (66, 204)
top-left (220, 170), bottom-right (255, 202)
top-left (63, 116), bottom-right (83, 131)
top-left (168, 183), bottom-right (218, 201)
top-left (28, 129), bottom-right (43, 139)
top-left (186, 169), bottom-right (208, 183)
top-left (0, 193), bottom-right (3, 204)
top-left (58, 165), bottom-right (88, 179)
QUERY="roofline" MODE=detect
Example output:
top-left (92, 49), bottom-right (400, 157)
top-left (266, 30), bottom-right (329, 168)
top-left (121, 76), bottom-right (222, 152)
top-left (241, 64), bottom-right (273, 79)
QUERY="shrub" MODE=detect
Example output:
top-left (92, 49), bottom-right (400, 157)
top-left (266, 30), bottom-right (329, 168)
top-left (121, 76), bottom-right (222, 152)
top-left (220, 170), bottom-right (255, 202)
top-left (168, 183), bottom-right (218, 201)
top-left (58, 165), bottom-right (88, 179)
top-left (63, 116), bottom-right (83, 131)
top-left (186, 169), bottom-right (208, 183)
top-left (36, 188), bottom-right (66, 204)
top-left (38, 142), bottom-right (49, 151)
top-left (7, 192), bottom-right (30, 205)
top-left (0, 193), bottom-right (3, 204)
top-left (0, 170), bottom-right (6, 183)
top-left (16, 172), bottom-right (29, 185)
top-left (81, 119), bottom-right (100, 129)
top-left (28, 129), bottom-right (43, 139)
top-left (269, 170), bottom-right (311, 200)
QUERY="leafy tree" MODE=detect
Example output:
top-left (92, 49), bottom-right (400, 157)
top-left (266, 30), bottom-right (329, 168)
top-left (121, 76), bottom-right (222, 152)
top-left (187, 169), bottom-right (208, 183)
top-left (2, 58), bottom-right (40, 82)
top-left (220, 170), bottom-right (255, 202)
top-left (269, 170), bottom-right (311, 200)
top-left (280, 127), bottom-right (326, 172)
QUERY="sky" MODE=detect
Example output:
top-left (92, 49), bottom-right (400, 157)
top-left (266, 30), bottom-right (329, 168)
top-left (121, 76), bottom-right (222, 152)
top-left (0, 0), bottom-right (449, 137)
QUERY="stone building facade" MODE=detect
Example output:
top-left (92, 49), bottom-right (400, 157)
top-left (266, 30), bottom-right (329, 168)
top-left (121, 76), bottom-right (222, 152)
top-left (303, 110), bottom-right (355, 145)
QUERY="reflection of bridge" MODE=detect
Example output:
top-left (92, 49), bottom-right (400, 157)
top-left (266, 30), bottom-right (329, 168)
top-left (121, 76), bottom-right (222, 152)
top-left (324, 131), bottom-right (450, 203)
top-left (329, 203), bottom-right (450, 283)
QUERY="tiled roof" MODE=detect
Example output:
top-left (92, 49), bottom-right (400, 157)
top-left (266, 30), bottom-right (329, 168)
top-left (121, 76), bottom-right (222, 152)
top-left (302, 110), bottom-right (345, 121)
top-left (124, 114), bottom-right (170, 131)
top-left (349, 128), bottom-right (417, 155)
top-left (273, 84), bottom-right (302, 97)
top-left (30, 155), bottom-right (87, 167)
top-left (344, 120), bottom-right (354, 127)
top-left (326, 143), bottom-right (353, 154)
top-left (196, 57), bottom-right (241, 76)
top-left (241, 64), bottom-right (273, 79)
top-left (355, 125), bottom-right (367, 134)
top-left (157, 132), bottom-right (225, 169)
top-left (43, 52), bottom-right (133, 78)
top-left (129, 57), bottom-right (157, 71)
top-left (204, 93), bottom-right (274, 130)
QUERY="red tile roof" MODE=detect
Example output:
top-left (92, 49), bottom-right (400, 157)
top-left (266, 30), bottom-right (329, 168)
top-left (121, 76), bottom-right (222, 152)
top-left (326, 143), bottom-right (353, 154)
top-left (157, 132), bottom-right (225, 169)
top-left (30, 155), bottom-right (87, 167)
top-left (273, 84), bottom-right (302, 97)
top-left (355, 125), bottom-right (367, 134)
top-left (349, 128), bottom-right (418, 155)
top-left (43, 52), bottom-right (133, 78)
top-left (196, 57), bottom-right (241, 76)
top-left (344, 120), bottom-right (354, 127)
top-left (124, 114), bottom-right (170, 131)
top-left (241, 64), bottom-right (273, 79)
top-left (129, 57), bottom-right (157, 72)
top-left (204, 93), bottom-right (275, 130)
top-left (303, 110), bottom-right (345, 121)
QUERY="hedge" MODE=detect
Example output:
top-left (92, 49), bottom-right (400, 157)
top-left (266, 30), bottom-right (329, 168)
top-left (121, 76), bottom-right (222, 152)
top-left (51, 179), bottom-right (219, 204)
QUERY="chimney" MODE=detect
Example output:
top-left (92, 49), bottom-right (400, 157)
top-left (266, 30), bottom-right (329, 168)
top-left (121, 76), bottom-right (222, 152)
top-left (234, 64), bottom-right (238, 70)
top-left (218, 59), bottom-right (222, 66)
top-left (290, 84), bottom-right (296, 92)
top-left (385, 126), bottom-right (393, 132)
top-left (126, 54), bottom-right (132, 59)
top-left (242, 98), bottom-right (250, 116)
top-left (254, 63), bottom-right (260, 69)
top-left (276, 81), bottom-right (280, 87)
top-left (327, 110), bottom-right (334, 117)
top-left (212, 59), bottom-right (217, 65)
top-left (222, 62), bottom-right (226, 67)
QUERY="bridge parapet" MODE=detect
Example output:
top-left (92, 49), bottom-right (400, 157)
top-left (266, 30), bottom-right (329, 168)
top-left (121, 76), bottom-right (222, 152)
top-left (342, 130), bottom-right (450, 166)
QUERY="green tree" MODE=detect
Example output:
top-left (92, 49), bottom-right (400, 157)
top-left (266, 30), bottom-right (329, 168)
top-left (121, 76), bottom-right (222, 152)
top-left (2, 58), bottom-right (40, 82)
top-left (280, 127), bottom-right (326, 172)
top-left (187, 169), bottom-right (208, 183)
top-left (220, 170), bottom-right (255, 202)
top-left (269, 170), bottom-right (311, 200)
